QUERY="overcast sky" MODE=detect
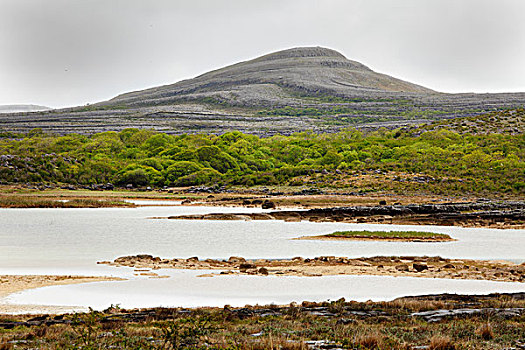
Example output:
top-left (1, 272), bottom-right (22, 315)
top-left (1, 0), bottom-right (525, 108)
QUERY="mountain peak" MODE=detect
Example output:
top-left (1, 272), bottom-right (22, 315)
top-left (254, 46), bottom-right (347, 61)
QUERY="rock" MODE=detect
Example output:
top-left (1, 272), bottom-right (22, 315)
top-left (443, 263), bottom-right (456, 269)
top-left (239, 263), bottom-right (256, 271)
top-left (395, 264), bottom-right (409, 272)
top-left (379, 200), bottom-right (387, 205)
top-left (187, 256), bottom-right (199, 262)
top-left (228, 256), bottom-right (246, 263)
top-left (413, 263), bottom-right (429, 272)
top-left (262, 200), bottom-right (276, 209)
top-left (318, 256), bottom-right (336, 262)
top-left (250, 213), bottom-right (275, 220)
top-left (202, 213), bottom-right (248, 220)
top-left (258, 267), bottom-right (269, 275)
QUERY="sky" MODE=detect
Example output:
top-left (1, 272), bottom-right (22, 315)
top-left (1, 0), bottom-right (525, 108)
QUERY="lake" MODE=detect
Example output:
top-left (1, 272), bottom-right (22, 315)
top-left (1, 205), bottom-right (525, 312)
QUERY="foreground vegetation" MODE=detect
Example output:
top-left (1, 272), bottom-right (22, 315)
top-left (1, 294), bottom-right (524, 349)
top-left (325, 230), bottom-right (452, 241)
top-left (0, 196), bottom-right (134, 208)
top-left (0, 110), bottom-right (523, 197)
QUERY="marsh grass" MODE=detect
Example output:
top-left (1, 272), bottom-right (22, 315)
top-left (429, 336), bottom-right (456, 350)
top-left (0, 195), bottom-right (135, 208)
top-left (476, 323), bottom-right (494, 340)
top-left (326, 230), bottom-right (452, 240)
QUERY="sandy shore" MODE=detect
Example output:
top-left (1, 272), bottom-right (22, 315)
top-left (0, 275), bottom-right (123, 314)
top-left (100, 255), bottom-right (525, 283)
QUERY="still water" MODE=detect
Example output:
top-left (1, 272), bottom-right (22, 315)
top-left (1, 205), bottom-right (524, 310)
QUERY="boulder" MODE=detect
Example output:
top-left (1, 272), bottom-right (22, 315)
top-left (228, 256), bottom-right (246, 263)
top-left (262, 200), bottom-right (276, 209)
top-left (258, 267), bottom-right (269, 275)
top-left (395, 264), bottom-right (409, 272)
top-left (239, 263), bottom-right (256, 271)
top-left (413, 263), bottom-right (429, 272)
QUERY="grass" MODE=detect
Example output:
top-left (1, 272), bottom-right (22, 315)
top-left (0, 195), bottom-right (135, 208)
top-left (1, 294), bottom-right (524, 349)
top-left (325, 230), bottom-right (452, 241)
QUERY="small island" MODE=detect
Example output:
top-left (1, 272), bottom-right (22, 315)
top-left (299, 230), bottom-right (454, 242)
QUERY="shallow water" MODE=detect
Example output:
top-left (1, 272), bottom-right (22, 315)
top-left (6, 269), bottom-right (525, 311)
top-left (1, 205), bottom-right (524, 310)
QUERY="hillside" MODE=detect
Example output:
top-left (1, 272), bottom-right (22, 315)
top-left (105, 47), bottom-right (434, 108)
top-left (1, 47), bottom-right (525, 135)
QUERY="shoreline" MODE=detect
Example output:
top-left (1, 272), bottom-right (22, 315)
top-left (0, 275), bottom-right (124, 314)
top-left (99, 255), bottom-right (525, 283)
top-left (164, 200), bottom-right (525, 229)
top-left (1, 187), bottom-right (523, 229)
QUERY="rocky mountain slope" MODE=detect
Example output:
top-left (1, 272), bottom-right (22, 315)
top-left (1, 47), bottom-right (524, 135)
top-left (104, 47), bottom-right (434, 108)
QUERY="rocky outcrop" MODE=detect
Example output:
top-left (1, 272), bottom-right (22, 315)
top-left (99, 255), bottom-right (525, 283)
top-left (166, 201), bottom-right (525, 228)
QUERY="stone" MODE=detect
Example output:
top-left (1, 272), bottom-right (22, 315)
top-left (228, 256), bottom-right (246, 263)
top-left (258, 267), bottom-right (269, 275)
top-left (395, 264), bottom-right (409, 272)
top-left (262, 200), bottom-right (276, 209)
top-left (239, 263), bottom-right (256, 270)
top-left (413, 263), bottom-right (429, 272)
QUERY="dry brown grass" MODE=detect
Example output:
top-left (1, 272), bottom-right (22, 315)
top-left (476, 323), bottom-right (494, 340)
top-left (0, 195), bottom-right (135, 208)
top-left (387, 299), bottom-right (447, 312)
top-left (356, 333), bottom-right (383, 349)
top-left (429, 335), bottom-right (456, 350)
top-left (0, 342), bottom-right (13, 350)
top-left (214, 336), bottom-right (307, 350)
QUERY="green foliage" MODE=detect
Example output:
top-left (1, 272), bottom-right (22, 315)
top-left (164, 161), bottom-right (202, 185)
top-left (0, 123), bottom-right (523, 196)
top-left (326, 230), bottom-right (451, 240)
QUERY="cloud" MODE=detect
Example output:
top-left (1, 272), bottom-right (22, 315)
top-left (0, 0), bottom-right (524, 107)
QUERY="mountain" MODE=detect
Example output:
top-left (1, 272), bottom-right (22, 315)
top-left (105, 47), bottom-right (434, 108)
top-left (1, 47), bottom-right (525, 135)
top-left (0, 104), bottom-right (51, 114)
